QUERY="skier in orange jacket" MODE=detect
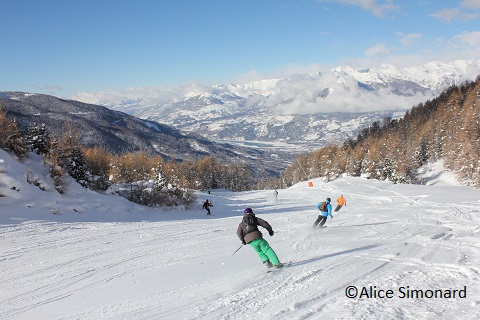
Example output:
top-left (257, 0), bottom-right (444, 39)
top-left (334, 195), bottom-right (346, 212)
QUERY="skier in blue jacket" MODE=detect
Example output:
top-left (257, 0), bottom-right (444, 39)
top-left (313, 197), bottom-right (333, 228)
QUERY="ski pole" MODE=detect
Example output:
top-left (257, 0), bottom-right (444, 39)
top-left (222, 244), bottom-right (243, 265)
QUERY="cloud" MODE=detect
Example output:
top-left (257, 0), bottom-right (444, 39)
top-left (267, 72), bottom-right (432, 115)
top-left (429, 7), bottom-right (480, 22)
top-left (70, 83), bottom-right (210, 105)
top-left (365, 44), bottom-right (397, 57)
top-left (26, 84), bottom-right (64, 96)
top-left (317, 0), bottom-right (400, 18)
top-left (232, 70), bottom-right (268, 85)
top-left (453, 30), bottom-right (480, 46)
top-left (275, 63), bottom-right (325, 76)
top-left (396, 32), bottom-right (422, 45)
top-left (45, 85), bottom-right (64, 91)
top-left (260, 60), bottom-right (480, 115)
top-left (461, 0), bottom-right (480, 10)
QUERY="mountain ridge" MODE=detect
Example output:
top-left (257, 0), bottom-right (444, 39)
top-left (103, 60), bottom-right (480, 151)
top-left (0, 92), bottom-right (290, 177)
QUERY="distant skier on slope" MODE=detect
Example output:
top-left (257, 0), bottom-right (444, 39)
top-left (334, 194), bottom-right (347, 212)
top-left (237, 208), bottom-right (284, 269)
top-left (313, 197), bottom-right (333, 228)
top-left (202, 199), bottom-right (213, 215)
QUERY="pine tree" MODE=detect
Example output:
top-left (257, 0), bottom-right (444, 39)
top-left (27, 123), bottom-right (50, 155)
top-left (66, 147), bottom-right (90, 188)
top-left (152, 164), bottom-right (167, 191)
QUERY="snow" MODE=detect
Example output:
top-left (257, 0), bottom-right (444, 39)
top-left (1, 149), bottom-right (480, 319)
top-left (417, 160), bottom-right (464, 187)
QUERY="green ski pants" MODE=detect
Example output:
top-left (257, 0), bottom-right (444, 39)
top-left (249, 238), bottom-right (281, 265)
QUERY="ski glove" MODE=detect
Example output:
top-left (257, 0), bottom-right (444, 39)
top-left (242, 240), bottom-right (246, 245)
top-left (269, 230), bottom-right (274, 236)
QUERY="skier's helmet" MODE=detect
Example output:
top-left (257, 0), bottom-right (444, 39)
top-left (244, 208), bottom-right (253, 214)
top-left (326, 198), bottom-right (331, 203)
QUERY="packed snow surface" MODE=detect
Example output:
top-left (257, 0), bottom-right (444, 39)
top-left (1, 149), bottom-right (479, 319)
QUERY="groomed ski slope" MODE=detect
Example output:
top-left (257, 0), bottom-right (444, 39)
top-left (1, 150), bottom-right (479, 319)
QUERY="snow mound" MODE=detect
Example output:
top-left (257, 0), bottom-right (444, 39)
top-left (417, 160), bottom-right (462, 186)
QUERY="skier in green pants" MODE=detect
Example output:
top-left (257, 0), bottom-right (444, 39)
top-left (237, 208), bottom-right (283, 268)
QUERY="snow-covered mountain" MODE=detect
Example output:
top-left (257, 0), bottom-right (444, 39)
top-left (105, 60), bottom-right (480, 151)
top-left (0, 92), bottom-right (291, 176)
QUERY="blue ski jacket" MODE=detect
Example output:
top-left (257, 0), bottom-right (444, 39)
top-left (317, 201), bottom-right (333, 218)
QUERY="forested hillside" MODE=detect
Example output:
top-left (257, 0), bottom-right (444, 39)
top-left (284, 77), bottom-right (480, 187)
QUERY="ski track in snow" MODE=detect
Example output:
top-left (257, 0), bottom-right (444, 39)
top-left (1, 167), bottom-right (480, 319)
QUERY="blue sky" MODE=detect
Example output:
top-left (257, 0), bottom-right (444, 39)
top-left (1, 0), bottom-right (480, 102)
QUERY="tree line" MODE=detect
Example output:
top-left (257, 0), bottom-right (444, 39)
top-left (282, 77), bottom-right (480, 188)
top-left (0, 111), bottom-right (255, 207)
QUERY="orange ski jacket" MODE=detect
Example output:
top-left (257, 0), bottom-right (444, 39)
top-left (337, 196), bottom-right (346, 206)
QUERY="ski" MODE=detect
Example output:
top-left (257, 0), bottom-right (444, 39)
top-left (267, 260), bottom-right (292, 272)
